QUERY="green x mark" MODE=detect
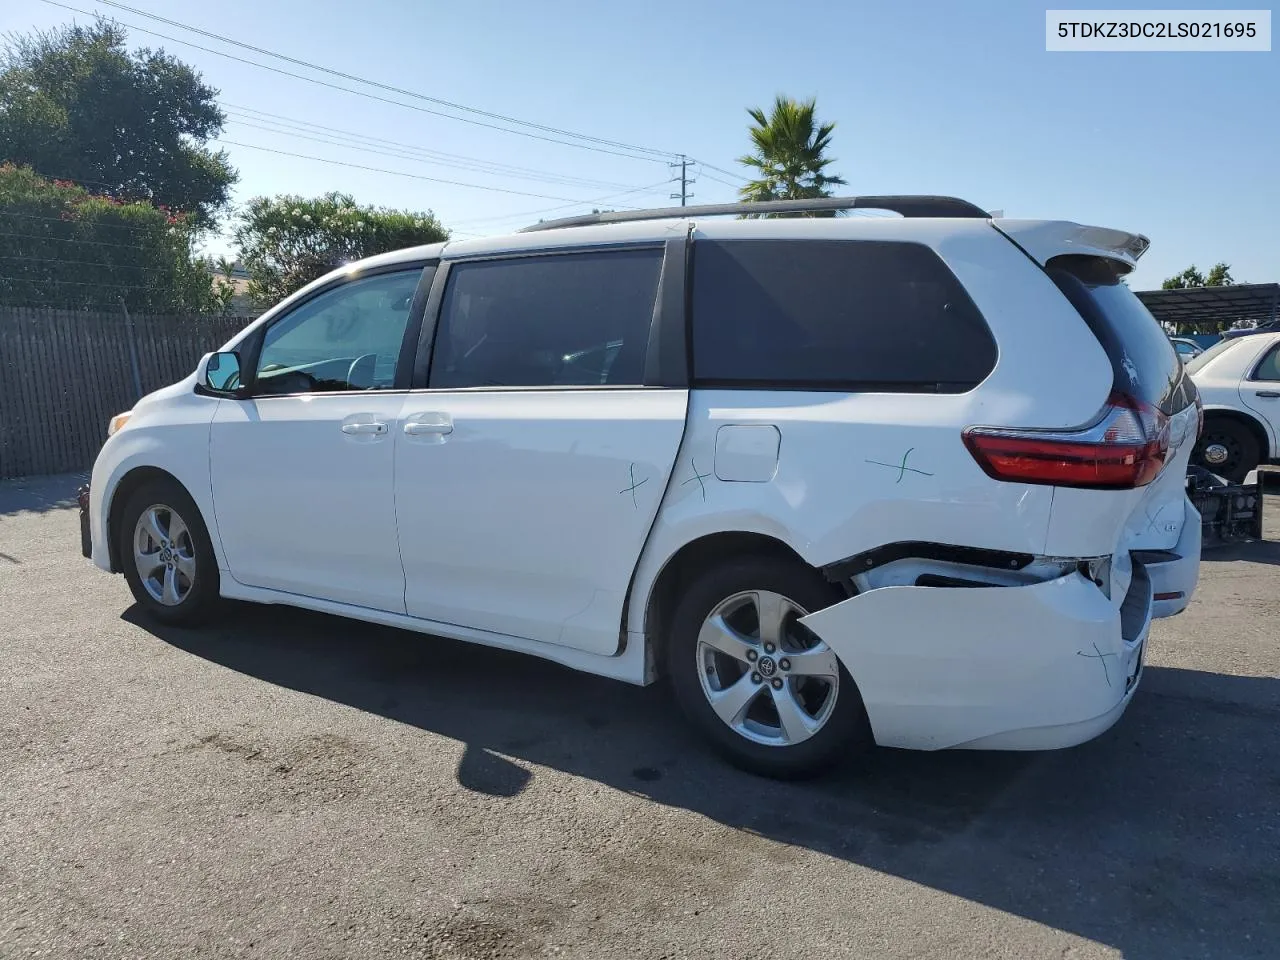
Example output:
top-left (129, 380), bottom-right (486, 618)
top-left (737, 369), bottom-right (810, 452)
top-left (681, 458), bottom-right (713, 502)
top-left (865, 447), bottom-right (934, 484)
top-left (619, 462), bottom-right (649, 508)
top-left (1076, 642), bottom-right (1120, 688)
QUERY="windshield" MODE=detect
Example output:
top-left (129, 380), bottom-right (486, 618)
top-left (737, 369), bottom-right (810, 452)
top-left (1185, 337), bottom-right (1245, 375)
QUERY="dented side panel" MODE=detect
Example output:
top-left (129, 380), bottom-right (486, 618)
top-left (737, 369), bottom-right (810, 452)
top-left (798, 573), bottom-right (1146, 751)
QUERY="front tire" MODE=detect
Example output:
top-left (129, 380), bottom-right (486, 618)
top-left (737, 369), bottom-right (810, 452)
top-left (665, 556), bottom-right (871, 779)
top-left (1195, 417), bottom-right (1259, 483)
top-left (117, 478), bottom-right (220, 626)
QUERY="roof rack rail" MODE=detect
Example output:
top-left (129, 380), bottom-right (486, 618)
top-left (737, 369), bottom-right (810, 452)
top-left (520, 195), bottom-right (990, 232)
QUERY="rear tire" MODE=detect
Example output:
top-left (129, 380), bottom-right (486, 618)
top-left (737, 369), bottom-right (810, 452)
top-left (1194, 417), bottom-right (1258, 483)
top-left (665, 556), bottom-right (871, 779)
top-left (117, 478), bottom-right (220, 626)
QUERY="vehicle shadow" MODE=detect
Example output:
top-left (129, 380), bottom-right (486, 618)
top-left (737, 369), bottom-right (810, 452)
top-left (131, 601), bottom-right (1280, 960)
top-left (1201, 538), bottom-right (1280, 567)
top-left (0, 472), bottom-right (86, 516)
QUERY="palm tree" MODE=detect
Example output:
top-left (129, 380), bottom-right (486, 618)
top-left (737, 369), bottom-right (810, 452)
top-left (738, 95), bottom-right (846, 217)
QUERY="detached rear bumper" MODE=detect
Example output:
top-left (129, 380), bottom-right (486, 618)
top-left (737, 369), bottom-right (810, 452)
top-left (799, 565), bottom-right (1151, 752)
top-left (1189, 466), bottom-right (1264, 547)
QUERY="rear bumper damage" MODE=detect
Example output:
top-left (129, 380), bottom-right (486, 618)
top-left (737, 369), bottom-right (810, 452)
top-left (800, 571), bottom-right (1148, 751)
top-left (800, 507), bottom-right (1200, 752)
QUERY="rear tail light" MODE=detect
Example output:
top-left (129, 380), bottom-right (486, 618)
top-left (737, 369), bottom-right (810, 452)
top-left (963, 392), bottom-right (1170, 489)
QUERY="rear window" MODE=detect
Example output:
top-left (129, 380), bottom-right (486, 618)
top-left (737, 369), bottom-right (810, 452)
top-left (690, 239), bottom-right (997, 392)
top-left (1048, 256), bottom-right (1196, 415)
top-left (1184, 336), bottom-right (1244, 375)
top-left (1253, 343), bottom-right (1280, 381)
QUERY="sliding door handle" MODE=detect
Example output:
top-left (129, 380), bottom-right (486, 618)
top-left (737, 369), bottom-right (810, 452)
top-left (404, 420), bottom-right (453, 436)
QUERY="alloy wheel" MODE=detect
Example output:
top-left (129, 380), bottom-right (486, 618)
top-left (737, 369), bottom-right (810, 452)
top-left (696, 590), bottom-right (840, 747)
top-left (132, 504), bottom-right (196, 606)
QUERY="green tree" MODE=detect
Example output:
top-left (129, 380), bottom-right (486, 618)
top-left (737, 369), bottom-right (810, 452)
top-left (1161, 263), bottom-right (1238, 333)
top-left (0, 20), bottom-right (235, 229)
top-left (1162, 262), bottom-right (1234, 289)
top-left (0, 163), bottom-right (215, 311)
top-left (234, 193), bottom-right (449, 304)
top-left (209, 255), bottom-right (238, 315)
top-left (737, 95), bottom-right (846, 216)
top-left (1204, 263), bottom-right (1234, 286)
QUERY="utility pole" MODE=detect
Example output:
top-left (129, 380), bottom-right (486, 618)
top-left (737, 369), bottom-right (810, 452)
top-left (669, 155), bottom-right (693, 206)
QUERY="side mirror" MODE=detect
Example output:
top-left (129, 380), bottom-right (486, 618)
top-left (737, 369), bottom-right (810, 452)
top-left (199, 350), bottom-right (243, 395)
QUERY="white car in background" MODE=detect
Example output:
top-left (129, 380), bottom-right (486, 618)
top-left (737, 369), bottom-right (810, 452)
top-left (1187, 331), bottom-right (1280, 481)
top-left (83, 196), bottom-right (1201, 778)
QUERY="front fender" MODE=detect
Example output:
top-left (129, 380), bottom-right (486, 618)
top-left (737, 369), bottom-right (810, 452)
top-left (89, 382), bottom-right (221, 573)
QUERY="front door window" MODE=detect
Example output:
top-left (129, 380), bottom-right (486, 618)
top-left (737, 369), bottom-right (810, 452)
top-left (255, 269), bottom-right (424, 395)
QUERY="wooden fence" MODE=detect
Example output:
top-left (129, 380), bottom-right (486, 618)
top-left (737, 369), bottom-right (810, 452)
top-left (0, 307), bottom-right (253, 479)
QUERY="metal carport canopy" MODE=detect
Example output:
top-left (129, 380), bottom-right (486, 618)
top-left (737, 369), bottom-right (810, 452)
top-left (1135, 283), bottom-right (1280, 330)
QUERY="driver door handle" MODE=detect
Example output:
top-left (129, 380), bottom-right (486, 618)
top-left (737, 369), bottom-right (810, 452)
top-left (1256, 391), bottom-right (1280, 399)
top-left (341, 421), bottom-right (388, 435)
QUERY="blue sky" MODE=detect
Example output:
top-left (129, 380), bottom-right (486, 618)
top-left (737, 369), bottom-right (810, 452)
top-left (5, 0), bottom-right (1277, 289)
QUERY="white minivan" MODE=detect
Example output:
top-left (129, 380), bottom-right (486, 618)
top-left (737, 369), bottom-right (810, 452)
top-left (83, 196), bottom-right (1202, 777)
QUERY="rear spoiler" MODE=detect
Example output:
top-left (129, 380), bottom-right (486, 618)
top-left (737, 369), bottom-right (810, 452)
top-left (993, 220), bottom-right (1150, 273)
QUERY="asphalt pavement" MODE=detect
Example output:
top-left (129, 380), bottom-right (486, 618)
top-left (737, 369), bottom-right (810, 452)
top-left (1, 473), bottom-right (1277, 959)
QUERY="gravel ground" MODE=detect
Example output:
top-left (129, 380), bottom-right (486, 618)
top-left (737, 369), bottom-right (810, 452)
top-left (1, 474), bottom-right (1277, 960)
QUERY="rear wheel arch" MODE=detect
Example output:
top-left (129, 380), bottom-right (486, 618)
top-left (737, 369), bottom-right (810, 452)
top-left (106, 467), bottom-right (203, 573)
top-left (642, 531), bottom-right (825, 676)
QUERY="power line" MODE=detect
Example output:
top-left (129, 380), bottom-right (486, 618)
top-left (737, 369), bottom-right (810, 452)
top-left (27, 140), bottom-right (645, 210)
top-left (0, 273), bottom-right (153, 290)
top-left (0, 253), bottom-right (170, 272)
top-left (446, 181), bottom-right (674, 227)
top-left (221, 116), bottom-right (647, 192)
top-left (30, 0), bottom-right (756, 230)
top-left (693, 160), bottom-right (748, 182)
top-left (698, 170), bottom-right (745, 190)
top-left (92, 0), bottom-right (679, 159)
top-left (37, 1), bottom-right (753, 204)
top-left (219, 105), bottom-right (649, 191)
top-left (4, 168), bottom-right (192, 201)
top-left (3, 179), bottom-right (669, 235)
top-left (39, 0), bottom-right (672, 165)
top-left (0, 186), bottom-right (673, 246)
top-left (215, 139), bottom-right (656, 205)
top-left (0, 230), bottom-right (151, 250)
top-left (21, 133), bottom-right (666, 222)
top-left (0, 210), bottom-right (178, 234)
top-left (7, 170), bottom-right (128, 191)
